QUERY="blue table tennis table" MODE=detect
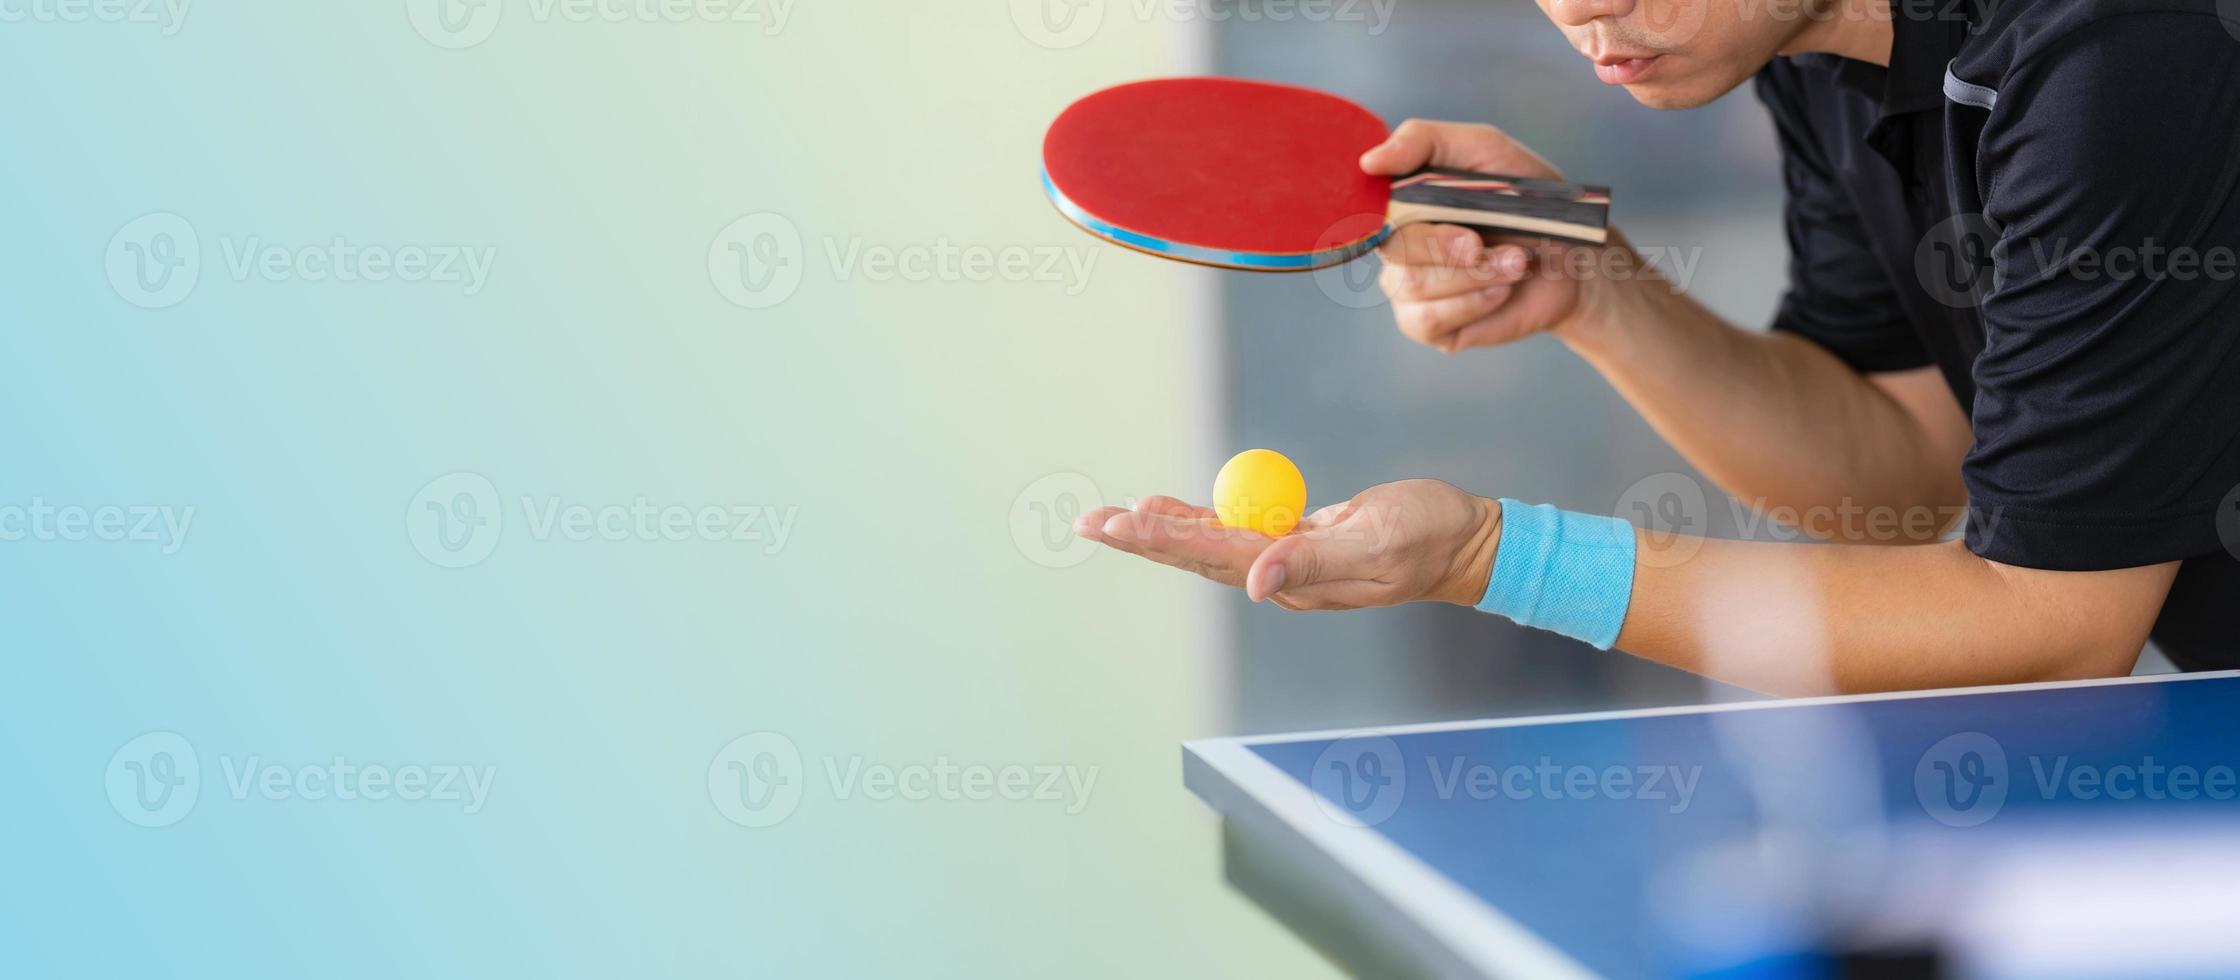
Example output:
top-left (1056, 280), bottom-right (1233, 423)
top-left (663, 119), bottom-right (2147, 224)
top-left (1186, 671), bottom-right (2240, 979)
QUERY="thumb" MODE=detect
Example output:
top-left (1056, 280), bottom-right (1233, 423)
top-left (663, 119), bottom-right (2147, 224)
top-left (1359, 124), bottom-right (1437, 177)
top-left (1246, 532), bottom-right (1344, 602)
top-left (1360, 120), bottom-right (1522, 177)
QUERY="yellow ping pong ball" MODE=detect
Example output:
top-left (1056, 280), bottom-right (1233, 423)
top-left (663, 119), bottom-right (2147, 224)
top-left (1213, 449), bottom-right (1307, 537)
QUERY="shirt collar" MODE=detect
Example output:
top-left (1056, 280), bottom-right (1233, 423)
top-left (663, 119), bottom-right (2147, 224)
top-left (1884, 1), bottom-right (1970, 117)
top-left (1832, 1), bottom-right (1972, 120)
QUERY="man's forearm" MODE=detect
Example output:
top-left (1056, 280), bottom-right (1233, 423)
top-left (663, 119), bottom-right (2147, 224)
top-left (1446, 499), bottom-right (2177, 695)
top-left (1553, 236), bottom-right (1968, 536)
top-left (1616, 533), bottom-right (2173, 695)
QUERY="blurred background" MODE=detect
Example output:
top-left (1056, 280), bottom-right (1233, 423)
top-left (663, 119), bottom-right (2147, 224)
top-left (3, 1), bottom-right (1781, 977)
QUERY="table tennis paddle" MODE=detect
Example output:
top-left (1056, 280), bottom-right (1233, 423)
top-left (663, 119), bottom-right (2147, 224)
top-left (1040, 77), bottom-right (1611, 272)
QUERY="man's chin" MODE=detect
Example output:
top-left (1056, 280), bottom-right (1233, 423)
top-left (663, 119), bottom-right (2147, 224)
top-left (1617, 63), bottom-right (1755, 110)
top-left (1625, 82), bottom-right (1719, 109)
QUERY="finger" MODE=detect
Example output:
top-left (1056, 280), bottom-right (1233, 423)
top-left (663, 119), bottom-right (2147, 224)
top-left (1076, 505), bottom-right (1170, 563)
top-left (1361, 119), bottom-right (1545, 176)
top-left (1445, 311), bottom-right (1538, 352)
top-left (1379, 245), bottom-right (1533, 303)
top-left (1375, 223), bottom-right (1482, 269)
top-left (1358, 120), bottom-right (1440, 176)
top-left (1396, 285), bottom-right (1514, 349)
top-left (1133, 495), bottom-right (1219, 521)
top-left (1102, 511), bottom-right (1271, 585)
top-left (1296, 500), bottom-right (1355, 531)
top-left (1073, 506), bottom-right (1132, 545)
top-left (1359, 119), bottom-right (1513, 176)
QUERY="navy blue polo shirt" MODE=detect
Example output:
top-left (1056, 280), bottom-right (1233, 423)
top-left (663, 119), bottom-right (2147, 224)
top-left (1753, 0), bottom-right (2240, 668)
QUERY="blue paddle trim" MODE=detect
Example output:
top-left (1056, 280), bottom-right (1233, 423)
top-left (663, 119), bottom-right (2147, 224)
top-left (1040, 168), bottom-right (1387, 271)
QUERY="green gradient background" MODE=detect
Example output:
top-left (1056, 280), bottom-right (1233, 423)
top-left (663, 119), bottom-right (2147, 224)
top-left (1, 2), bottom-right (1333, 976)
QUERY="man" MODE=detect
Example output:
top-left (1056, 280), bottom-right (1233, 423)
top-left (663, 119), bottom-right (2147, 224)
top-left (1073, 0), bottom-right (2240, 695)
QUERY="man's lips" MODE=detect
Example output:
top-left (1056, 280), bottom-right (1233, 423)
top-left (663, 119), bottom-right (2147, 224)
top-left (1592, 54), bottom-right (1662, 85)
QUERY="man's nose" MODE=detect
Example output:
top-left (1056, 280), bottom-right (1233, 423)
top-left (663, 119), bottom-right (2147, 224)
top-left (1546, 0), bottom-right (1638, 28)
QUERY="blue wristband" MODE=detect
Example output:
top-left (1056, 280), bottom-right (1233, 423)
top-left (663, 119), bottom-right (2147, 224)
top-left (1474, 499), bottom-right (1638, 650)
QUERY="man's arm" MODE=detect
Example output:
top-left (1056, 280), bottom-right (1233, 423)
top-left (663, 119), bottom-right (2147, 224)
top-left (1077, 485), bottom-right (2176, 697)
top-left (1367, 122), bottom-right (1972, 540)
top-left (1609, 532), bottom-right (2173, 695)
top-left (1561, 248), bottom-right (1972, 535)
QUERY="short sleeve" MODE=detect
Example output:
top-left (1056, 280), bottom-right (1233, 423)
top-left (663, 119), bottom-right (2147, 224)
top-left (1755, 66), bottom-right (1936, 373)
top-left (1962, 15), bottom-right (2240, 570)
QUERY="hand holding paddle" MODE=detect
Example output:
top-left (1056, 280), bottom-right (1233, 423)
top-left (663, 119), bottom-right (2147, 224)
top-left (1363, 120), bottom-right (1611, 353)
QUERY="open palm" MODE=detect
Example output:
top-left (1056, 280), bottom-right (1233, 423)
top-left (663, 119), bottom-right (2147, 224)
top-left (1073, 479), bottom-right (1498, 611)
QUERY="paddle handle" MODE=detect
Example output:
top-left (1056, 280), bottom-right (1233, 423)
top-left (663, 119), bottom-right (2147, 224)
top-left (1386, 169), bottom-right (1612, 245)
